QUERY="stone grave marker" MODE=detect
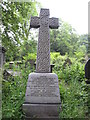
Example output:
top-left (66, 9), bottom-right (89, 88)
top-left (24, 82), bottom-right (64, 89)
top-left (85, 58), bottom-right (90, 84)
top-left (85, 59), bottom-right (90, 116)
top-left (3, 69), bottom-right (21, 81)
top-left (3, 61), bottom-right (21, 81)
top-left (0, 46), bottom-right (6, 68)
top-left (23, 8), bottom-right (61, 119)
top-left (9, 61), bottom-right (14, 69)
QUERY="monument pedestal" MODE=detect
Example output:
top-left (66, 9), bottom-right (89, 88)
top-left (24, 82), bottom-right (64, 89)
top-left (23, 73), bottom-right (61, 119)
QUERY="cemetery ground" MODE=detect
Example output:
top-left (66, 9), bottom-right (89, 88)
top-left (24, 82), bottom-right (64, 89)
top-left (1, 2), bottom-right (90, 119)
top-left (2, 52), bottom-right (89, 119)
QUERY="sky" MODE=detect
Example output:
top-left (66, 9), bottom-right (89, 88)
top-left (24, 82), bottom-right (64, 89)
top-left (37, 0), bottom-right (89, 35)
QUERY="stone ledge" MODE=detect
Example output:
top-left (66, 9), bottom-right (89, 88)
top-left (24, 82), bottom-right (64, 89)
top-left (24, 118), bottom-right (59, 120)
top-left (23, 103), bottom-right (61, 119)
top-left (28, 72), bottom-right (58, 77)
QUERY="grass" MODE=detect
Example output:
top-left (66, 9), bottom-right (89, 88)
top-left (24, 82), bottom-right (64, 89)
top-left (59, 79), bottom-right (88, 118)
top-left (2, 53), bottom-right (89, 119)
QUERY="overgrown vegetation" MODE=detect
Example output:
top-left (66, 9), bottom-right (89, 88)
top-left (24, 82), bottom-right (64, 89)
top-left (2, 53), bottom-right (89, 119)
top-left (2, 64), bottom-right (32, 119)
top-left (1, 1), bottom-right (89, 119)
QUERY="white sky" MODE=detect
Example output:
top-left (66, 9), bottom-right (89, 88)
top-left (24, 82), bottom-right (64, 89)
top-left (37, 0), bottom-right (89, 35)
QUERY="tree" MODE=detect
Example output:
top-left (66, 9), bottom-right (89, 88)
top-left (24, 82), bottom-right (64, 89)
top-left (50, 19), bottom-right (82, 56)
top-left (19, 39), bottom-right (37, 59)
top-left (1, 1), bottom-right (39, 61)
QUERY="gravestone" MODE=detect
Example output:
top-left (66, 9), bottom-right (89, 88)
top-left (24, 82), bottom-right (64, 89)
top-left (25, 59), bottom-right (36, 69)
top-left (9, 61), bottom-right (14, 69)
top-left (85, 58), bottom-right (90, 84)
top-left (85, 59), bottom-right (90, 117)
top-left (4, 61), bottom-right (21, 80)
top-left (3, 69), bottom-right (21, 80)
top-left (23, 8), bottom-right (61, 119)
top-left (0, 46), bottom-right (6, 68)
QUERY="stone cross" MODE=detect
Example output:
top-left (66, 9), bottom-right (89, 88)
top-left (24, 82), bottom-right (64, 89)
top-left (30, 8), bottom-right (59, 73)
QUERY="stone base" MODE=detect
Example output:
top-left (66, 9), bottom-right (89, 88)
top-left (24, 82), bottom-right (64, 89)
top-left (23, 103), bottom-right (61, 119)
top-left (23, 73), bottom-right (61, 119)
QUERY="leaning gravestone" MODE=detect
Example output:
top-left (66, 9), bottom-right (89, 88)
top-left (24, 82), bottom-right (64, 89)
top-left (23, 8), bottom-right (61, 119)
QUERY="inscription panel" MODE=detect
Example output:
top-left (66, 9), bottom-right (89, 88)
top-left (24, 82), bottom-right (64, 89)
top-left (25, 73), bottom-right (60, 103)
top-left (27, 76), bottom-right (58, 97)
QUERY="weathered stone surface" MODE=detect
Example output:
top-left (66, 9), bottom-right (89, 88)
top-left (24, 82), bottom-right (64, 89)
top-left (85, 59), bottom-right (90, 79)
top-left (25, 59), bottom-right (35, 69)
top-left (36, 9), bottom-right (50, 73)
top-left (63, 58), bottom-right (72, 68)
top-left (30, 8), bottom-right (59, 73)
top-left (3, 69), bottom-right (21, 80)
top-left (30, 17), bottom-right (40, 28)
top-left (23, 104), bottom-right (61, 119)
top-left (0, 46), bottom-right (6, 67)
top-left (23, 8), bottom-right (61, 119)
top-left (9, 61), bottom-right (14, 69)
top-left (25, 73), bottom-right (61, 103)
top-left (49, 18), bottom-right (59, 29)
top-left (23, 73), bottom-right (61, 119)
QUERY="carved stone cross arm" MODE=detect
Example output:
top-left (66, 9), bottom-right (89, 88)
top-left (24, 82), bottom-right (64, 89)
top-left (30, 16), bottom-right (40, 28)
top-left (30, 17), bottom-right (59, 29)
top-left (49, 17), bottom-right (59, 29)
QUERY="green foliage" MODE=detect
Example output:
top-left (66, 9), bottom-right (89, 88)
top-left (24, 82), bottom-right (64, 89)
top-left (23, 53), bottom-right (36, 61)
top-left (60, 63), bottom-right (85, 82)
top-left (20, 40), bottom-right (37, 59)
top-left (50, 53), bottom-right (88, 118)
top-left (51, 52), bottom-right (62, 63)
top-left (50, 19), bottom-right (88, 56)
top-left (59, 80), bottom-right (88, 118)
top-left (1, 1), bottom-right (38, 61)
top-left (50, 19), bottom-right (78, 55)
top-left (2, 64), bottom-right (33, 119)
top-left (1, 1), bottom-right (88, 118)
top-left (2, 52), bottom-right (89, 119)
top-left (1, 1), bottom-right (88, 61)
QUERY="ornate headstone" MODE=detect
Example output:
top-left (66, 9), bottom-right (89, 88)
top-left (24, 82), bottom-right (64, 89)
top-left (23, 8), bottom-right (61, 119)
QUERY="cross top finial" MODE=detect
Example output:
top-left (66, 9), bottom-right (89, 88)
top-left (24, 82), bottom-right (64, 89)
top-left (40, 8), bottom-right (50, 16)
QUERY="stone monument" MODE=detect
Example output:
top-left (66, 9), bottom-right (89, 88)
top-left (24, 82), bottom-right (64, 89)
top-left (23, 8), bottom-right (61, 119)
top-left (85, 59), bottom-right (90, 117)
top-left (85, 58), bottom-right (90, 84)
top-left (0, 46), bottom-right (6, 68)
